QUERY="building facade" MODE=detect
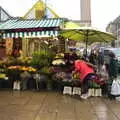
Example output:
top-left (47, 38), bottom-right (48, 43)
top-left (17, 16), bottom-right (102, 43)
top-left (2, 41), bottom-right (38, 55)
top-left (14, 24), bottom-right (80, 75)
top-left (106, 16), bottom-right (120, 47)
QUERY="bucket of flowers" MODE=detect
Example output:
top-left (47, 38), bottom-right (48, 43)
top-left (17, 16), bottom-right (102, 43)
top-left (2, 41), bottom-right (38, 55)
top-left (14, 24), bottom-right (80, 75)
top-left (7, 65), bottom-right (37, 76)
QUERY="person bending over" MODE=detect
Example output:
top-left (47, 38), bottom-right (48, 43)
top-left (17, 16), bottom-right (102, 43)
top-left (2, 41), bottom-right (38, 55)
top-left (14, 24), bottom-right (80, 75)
top-left (73, 59), bottom-right (96, 99)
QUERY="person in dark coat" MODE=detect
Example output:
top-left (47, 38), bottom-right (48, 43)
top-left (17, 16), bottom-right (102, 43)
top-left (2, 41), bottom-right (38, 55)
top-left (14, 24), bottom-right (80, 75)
top-left (108, 53), bottom-right (118, 80)
top-left (97, 50), bottom-right (104, 71)
top-left (89, 50), bottom-right (96, 65)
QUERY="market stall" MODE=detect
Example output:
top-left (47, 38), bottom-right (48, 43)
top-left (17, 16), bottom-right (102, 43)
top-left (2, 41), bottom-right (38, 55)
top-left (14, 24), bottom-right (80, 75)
top-left (0, 18), bottom-right (67, 57)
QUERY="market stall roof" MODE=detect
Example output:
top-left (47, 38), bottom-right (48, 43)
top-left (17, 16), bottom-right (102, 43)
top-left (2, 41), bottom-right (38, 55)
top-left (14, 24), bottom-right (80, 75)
top-left (0, 18), bottom-right (66, 38)
top-left (0, 6), bottom-right (13, 21)
top-left (23, 0), bottom-right (59, 19)
top-left (0, 18), bottom-right (64, 30)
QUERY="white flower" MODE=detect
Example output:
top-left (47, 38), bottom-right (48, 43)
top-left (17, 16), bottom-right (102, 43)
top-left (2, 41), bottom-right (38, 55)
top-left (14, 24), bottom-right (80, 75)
top-left (52, 59), bottom-right (65, 65)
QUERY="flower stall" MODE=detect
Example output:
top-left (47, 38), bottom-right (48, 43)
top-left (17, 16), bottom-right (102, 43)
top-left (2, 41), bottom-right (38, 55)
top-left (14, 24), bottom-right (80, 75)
top-left (50, 52), bottom-right (81, 91)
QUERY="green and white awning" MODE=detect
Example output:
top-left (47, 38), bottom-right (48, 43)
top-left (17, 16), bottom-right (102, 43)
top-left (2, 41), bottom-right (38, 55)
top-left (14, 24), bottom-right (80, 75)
top-left (0, 18), bottom-right (64, 30)
top-left (2, 30), bottom-right (58, 38)
top-left (0, 18), bottom-right (65, 38)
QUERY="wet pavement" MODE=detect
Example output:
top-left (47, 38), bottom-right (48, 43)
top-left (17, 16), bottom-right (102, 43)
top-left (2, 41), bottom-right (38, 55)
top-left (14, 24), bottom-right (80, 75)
top-left (0, 90), bottom-right (120, 120)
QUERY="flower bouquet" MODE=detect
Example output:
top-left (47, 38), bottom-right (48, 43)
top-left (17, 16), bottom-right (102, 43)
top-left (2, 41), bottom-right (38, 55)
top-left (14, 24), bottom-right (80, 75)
top-left (8, 65), bottom-right (37, 73)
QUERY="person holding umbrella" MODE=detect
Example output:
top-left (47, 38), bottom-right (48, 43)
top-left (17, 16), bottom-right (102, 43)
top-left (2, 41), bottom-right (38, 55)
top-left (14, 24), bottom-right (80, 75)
top-left (73, 59), bottom-right (96, 99)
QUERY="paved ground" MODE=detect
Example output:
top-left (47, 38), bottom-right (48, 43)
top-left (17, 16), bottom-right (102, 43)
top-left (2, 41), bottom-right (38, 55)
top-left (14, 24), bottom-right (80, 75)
top-left (0, 90), bottom-right (120, 120)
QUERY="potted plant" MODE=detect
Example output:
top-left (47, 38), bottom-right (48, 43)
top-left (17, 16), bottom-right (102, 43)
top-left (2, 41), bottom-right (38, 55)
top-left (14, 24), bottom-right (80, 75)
top-left (31, 49), bottom-right (55, 90)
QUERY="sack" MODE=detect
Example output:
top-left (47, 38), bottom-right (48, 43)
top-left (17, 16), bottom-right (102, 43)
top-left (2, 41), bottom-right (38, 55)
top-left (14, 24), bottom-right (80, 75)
top-left (111, 79), bottom-right (120, 95)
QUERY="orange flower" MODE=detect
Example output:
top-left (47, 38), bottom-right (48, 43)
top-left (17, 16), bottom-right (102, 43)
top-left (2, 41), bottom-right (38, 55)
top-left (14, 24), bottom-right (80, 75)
top-left (8, 66), bottom-right (20, 69)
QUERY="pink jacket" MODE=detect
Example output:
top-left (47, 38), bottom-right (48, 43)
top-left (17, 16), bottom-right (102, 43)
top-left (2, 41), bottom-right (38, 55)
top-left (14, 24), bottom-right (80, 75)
top-left (74, 60), bottom-right (94, 82)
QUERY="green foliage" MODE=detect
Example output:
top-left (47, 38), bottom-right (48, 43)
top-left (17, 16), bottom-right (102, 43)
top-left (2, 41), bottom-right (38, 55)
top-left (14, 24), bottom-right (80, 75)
top-left (31, 49), bottom-right (55, 69)
top-left (31, 50), bottom-right (48, 68)
top-left (40, 66), bottom-right (52, 75)
top-left (31, 49), bottom-right (55, 90)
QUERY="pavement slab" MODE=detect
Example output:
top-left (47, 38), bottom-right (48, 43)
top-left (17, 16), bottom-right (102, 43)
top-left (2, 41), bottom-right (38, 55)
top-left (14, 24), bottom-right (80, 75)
top-left (0, 91), bottom-right (119, 120)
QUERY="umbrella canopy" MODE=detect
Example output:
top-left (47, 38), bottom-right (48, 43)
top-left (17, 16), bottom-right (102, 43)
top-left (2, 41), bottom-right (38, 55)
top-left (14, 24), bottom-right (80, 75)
top-left (59, 26), bottom-right (116, 55)
top-left (64, 21), bottom-right (80, 29)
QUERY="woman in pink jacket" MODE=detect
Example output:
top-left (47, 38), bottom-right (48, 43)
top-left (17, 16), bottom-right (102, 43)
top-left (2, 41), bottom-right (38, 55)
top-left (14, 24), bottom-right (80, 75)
top-left (73, 59), bottom-right (95, 99)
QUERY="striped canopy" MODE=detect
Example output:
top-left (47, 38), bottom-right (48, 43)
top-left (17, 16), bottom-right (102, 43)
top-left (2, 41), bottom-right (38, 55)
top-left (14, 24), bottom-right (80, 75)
top-left (2, 31), bottom-right (58, 38)
top-left (0, 18), bottom-right (63, 29)
top-left (0, 18), bottom-right (64, 38)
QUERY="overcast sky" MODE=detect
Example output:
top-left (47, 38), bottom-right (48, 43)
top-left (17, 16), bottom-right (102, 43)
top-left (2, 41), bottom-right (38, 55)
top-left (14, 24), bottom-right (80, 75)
top-left (0, 0), bottom-right (120, 31)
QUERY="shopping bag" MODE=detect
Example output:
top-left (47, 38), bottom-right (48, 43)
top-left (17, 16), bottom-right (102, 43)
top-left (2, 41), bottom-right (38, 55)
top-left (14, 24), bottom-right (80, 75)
top-left (111, 79), bottom-right (120, 95)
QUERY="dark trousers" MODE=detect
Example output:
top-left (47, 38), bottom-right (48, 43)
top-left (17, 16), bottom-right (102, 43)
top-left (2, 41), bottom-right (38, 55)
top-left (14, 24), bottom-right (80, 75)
top-left (81, 73), bottom-right (95, 94)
